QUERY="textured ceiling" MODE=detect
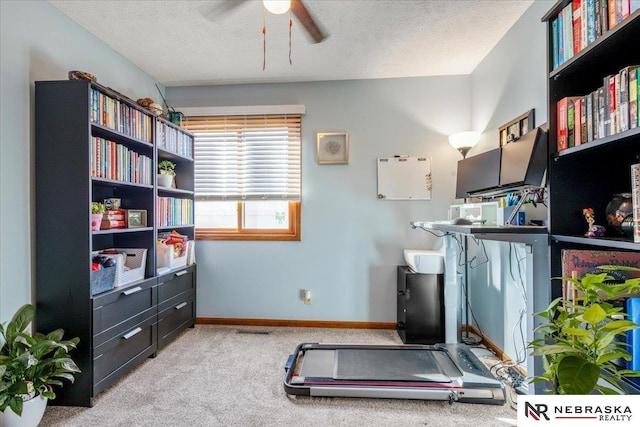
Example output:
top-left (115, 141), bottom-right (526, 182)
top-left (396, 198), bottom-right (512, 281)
top-left (47, 0), bottom-right (534, 87)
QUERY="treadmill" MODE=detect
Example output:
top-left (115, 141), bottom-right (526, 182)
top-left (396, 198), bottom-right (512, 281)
top-left (284, 342), bottom-right (506, 405)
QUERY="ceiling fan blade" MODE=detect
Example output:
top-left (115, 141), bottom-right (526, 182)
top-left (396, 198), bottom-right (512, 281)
top-left (291, 0), bottom-right (328, 44)
top-left (200, 0), bottom-right (248, 22)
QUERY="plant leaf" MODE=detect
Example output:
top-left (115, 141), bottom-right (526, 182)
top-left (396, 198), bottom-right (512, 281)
top-left (557, 355), bottom-right (600, 394)
top-left (581, 303), bottom-right (607, 324)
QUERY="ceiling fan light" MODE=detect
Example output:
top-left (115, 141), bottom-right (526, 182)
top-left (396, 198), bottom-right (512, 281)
top-left (263, 0), bottom-right (291, 15)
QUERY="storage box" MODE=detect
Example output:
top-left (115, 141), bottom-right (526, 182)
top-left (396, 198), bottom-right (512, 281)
top-left (157, 244), bottom-right (187, 270)
top-left (99, 248), bottom-right (147, 286)
top-left (91, 265), bottom-right (116, 295)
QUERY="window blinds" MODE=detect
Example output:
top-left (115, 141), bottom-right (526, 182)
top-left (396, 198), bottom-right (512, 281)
top-left (182, 114), bottom-right (301, 201)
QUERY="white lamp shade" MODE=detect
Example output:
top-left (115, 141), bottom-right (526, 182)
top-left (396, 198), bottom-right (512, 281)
top-left (448, 131), bottom-right (480, 150)
top-left (263, 0), bottom-right (291, 14)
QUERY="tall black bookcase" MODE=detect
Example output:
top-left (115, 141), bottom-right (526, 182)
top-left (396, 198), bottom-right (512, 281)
top-left (542, 2), bottom-right (640, 392)
top-left (35, 79), bottom-right (196, 406)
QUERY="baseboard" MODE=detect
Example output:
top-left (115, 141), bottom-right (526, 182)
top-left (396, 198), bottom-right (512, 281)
top-left (196, 317), bottom-right (397, 330)
top-left (463, 323), bottom-right (527, 376)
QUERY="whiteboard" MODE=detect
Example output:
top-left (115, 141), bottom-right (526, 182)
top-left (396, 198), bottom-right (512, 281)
top-left (377, 156), bottom-right (432, 200)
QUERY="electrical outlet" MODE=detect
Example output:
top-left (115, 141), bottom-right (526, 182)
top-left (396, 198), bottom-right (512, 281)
top-left (303, 289), bottom-right (312, 304)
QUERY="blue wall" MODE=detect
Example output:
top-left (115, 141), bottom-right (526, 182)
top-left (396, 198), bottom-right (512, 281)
top-left (167, 77), bottom-right (470, 321)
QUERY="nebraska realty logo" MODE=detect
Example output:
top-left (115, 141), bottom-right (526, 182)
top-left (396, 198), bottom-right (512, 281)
top-left (517, 395), bottom-right (640, 426)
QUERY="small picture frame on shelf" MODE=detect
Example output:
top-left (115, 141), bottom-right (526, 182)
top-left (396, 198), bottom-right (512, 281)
top-left (317, 132), bottom-right (349, 164)
top-left (498, 109), bottom-right (535, 147)
top-left (127, 209), bottom-right (147, 228)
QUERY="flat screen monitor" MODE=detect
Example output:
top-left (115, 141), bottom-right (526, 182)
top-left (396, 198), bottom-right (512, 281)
top-left (499, 125), bottom-right (548, 189)
top-left (455, 148), bottom-right (501, 199)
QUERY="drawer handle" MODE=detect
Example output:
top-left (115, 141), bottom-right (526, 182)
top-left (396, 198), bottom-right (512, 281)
top-left (123, 286), bottom-right (143, 296)
top-left (122, 327), bottom-right (142, 340)
top-left (175, 302), bottom-right (188, 310)
top-left (175, 270), bottom-right (188, 277)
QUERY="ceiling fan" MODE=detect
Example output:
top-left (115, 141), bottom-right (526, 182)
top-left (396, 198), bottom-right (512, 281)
top-left (206, 0), bottom-right (328, 44)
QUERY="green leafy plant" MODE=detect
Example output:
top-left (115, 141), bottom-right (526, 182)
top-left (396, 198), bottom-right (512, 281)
top-left (0, 304), bottom-right (80, 416)
top-left (91, 202), bottom-right (105, 214)
top-left (158, 160), bottom-right (176, 176)
top-left (528, 266), bottom-right (640, 394)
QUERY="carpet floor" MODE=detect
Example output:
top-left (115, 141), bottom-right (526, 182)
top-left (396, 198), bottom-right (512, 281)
top-left (40, 325), bottom-right (517, 426)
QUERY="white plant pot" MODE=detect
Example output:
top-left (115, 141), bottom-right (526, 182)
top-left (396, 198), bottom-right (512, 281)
top-left (157, 173), bottom-right (174, 188)
top-left (0, 395), bottom-right (47, 427)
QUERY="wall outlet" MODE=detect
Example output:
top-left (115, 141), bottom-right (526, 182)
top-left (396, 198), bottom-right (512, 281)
top-left (303, 289), bottom-right (312, 304)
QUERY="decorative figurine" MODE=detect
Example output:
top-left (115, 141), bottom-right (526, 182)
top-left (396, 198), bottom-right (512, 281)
top-left (583, 208), bottom-right (606, 237)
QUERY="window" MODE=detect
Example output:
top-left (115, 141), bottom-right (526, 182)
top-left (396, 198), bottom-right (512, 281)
top-left (182, 113), bottom-right (301, 241)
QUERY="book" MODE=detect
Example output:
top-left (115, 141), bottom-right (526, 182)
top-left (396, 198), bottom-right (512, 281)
top-left (100, 219), bottom-right (126, 229)
top-left (632, 163), bottom-right (640, 243)
top-left (587, 0), bottom-right (597, 44)
top-left (586, 92), bottom-right (594, 143)
top-left (629, 66), bottom-right (638, 129)
top-left (557, 96), bottom-right (577, 151)
top-left (598, 86), bottom-right (606, 138)
top-left (609, 0), bottom-right (618, 29)
top-left (568, 97), bottom-right (580, 147)
top-left (552, 17), bottom-right (559, 69)
top-left (608, 74), bottom-right (617, 135)
top-left (562, 249), bottom-right (640, 299)
top-left (573, 0), bottom-right (582, 53)
top-left (564, 3), bottom-right (575, 60)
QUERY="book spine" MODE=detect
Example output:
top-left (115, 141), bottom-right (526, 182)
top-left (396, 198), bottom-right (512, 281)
top-left (581, 96), bottom-right (588, 145)
top-left (558, 9), bottom-right (565, 64)
top-left (632, 163), bottom-right (640, 243)
top-left (587, 0), bottom-right (597, 43)
top-left (619, 67), bottom-right (630, 132)
top-left (564, 3), bottom-right (575, 60)
top-left (631, 67), bottom-right (638, 129)
top-left (609, 0), bottom-right (618, 28)
top-left (586, 93), bottom-right (593, 143)
top-left (609, 74), bottom-right (617, 135)
top-left (552, 18), bottom-right (559, 69)
top-left (615, 73), bottom-right (622, 133)
top-left (574, 0), bottom-right (582, 53)
top-left (632, 0), bottom-right (640, 13)
top-left (601, 0), bottom-right (610, 33)
top-left (568, 99), bottom-right (577, 147)
top-left (558, 97), bottom-right (569, 151)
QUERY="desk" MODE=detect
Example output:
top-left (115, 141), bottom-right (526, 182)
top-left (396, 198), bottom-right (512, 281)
top-left (411, 222), bottom-right (549, 393)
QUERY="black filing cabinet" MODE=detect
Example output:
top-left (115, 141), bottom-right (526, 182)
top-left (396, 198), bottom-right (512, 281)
top-left (397, 266), bottom-right (445, 344)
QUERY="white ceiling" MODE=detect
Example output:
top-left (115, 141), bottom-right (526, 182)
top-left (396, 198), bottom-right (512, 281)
top-left (47, 0), bottom-right (534, 87)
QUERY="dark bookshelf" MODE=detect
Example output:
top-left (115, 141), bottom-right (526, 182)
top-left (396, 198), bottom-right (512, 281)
top-left (542, 1), bottom-right (640, 394)
top-left (35, 79), bottom-right (197, 406)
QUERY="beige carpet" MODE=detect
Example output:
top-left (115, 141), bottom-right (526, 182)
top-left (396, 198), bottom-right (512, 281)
top-left (40, 325), bottom-right (517, 427)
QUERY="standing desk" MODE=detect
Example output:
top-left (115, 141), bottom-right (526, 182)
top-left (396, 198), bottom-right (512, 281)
top-left (410, 222), bottom-right (549, 393)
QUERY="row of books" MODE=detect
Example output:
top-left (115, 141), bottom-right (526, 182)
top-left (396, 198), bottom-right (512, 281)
top-left (91, 137), bottom-right (153, 185)
top-left (633, 163), bottom-right (640, 243)
top-left (90, 88), bottom-right (154, 143)
top-left (156, 121), bottom-right (193, 159)
top-left (156, 196), bottom-right (194, 227)
top-left (551, 0), bottom-right (639, 70)
top-left (556, 64), bottom-right (638, 151)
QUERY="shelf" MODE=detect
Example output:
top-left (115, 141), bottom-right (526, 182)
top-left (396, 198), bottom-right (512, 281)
top-left (156, 186), bottom-right (194, 196)
top-left (91, 123), bottom-right (154, 149)
top-left (157, 147), bottom-right (193, 162)
top-left (158, 224), bottom-right (195, 231)
top-left (554, 127), bottom-right (640, 158)
top-left (92, 177), bottom-right (154, 189)
top-left (92, 226), bottom-right (154, 235)
top-left (551, 235), bottom-right (639, 251)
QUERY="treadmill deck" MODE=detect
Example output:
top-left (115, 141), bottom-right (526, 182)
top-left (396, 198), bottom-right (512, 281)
top-left (284, 343), bottom-right (506, 405)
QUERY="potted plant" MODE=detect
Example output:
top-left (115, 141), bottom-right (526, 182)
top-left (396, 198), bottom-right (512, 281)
top-left (91, 201), bottom-right (105, 231)
top-left (157, 160), bottom-right (176, 188)
top-left (528, 266), bottom-right (640, 394)
top-left (0, 304), bottom-right (80, 427)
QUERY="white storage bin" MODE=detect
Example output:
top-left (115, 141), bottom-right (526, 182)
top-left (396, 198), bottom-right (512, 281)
top-left (98, 248), bottom-right (147, 286)
top-left (157, 244), bottom-right (187, 270)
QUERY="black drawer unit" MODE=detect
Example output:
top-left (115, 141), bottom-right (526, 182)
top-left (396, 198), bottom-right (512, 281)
top-left (397, 266), bottom-right (445, 344)
top-left (157, 265), bottom-right (196, 302)
top-left (93, 313), bottom-right (157, 395)
top-left (157, 264), bottom-right (196, 349)
top-left (158, 292), bottom-right (196, 349)
top-left (93, 278), bottom-right (157, 346)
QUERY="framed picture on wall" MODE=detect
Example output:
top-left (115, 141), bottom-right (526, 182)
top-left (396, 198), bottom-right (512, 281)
top-left (317, 132), bottom-right (349, 164)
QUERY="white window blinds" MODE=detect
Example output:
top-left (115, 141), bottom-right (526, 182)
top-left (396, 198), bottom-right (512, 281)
top-left (182, 114), bottom-right (301, 201)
